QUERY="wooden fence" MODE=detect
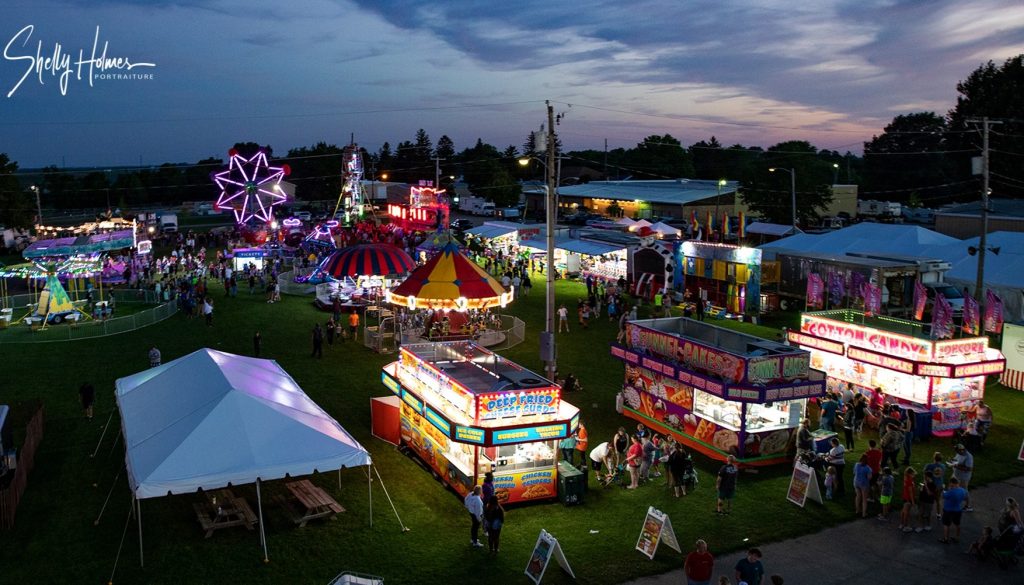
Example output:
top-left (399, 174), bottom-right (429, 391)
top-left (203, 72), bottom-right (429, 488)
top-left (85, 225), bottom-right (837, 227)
top-left (0, 405), bottom-right (44, 529)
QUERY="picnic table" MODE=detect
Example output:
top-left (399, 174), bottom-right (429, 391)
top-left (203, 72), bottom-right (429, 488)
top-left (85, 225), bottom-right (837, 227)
top-left (192, 488), bottom-right (258, 538)
top-left (276, 479), bottom-right (345, 527)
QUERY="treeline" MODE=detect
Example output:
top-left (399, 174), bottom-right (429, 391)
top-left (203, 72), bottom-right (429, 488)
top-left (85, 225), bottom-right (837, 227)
top-left (1, 55), bottom-right (1020, 228)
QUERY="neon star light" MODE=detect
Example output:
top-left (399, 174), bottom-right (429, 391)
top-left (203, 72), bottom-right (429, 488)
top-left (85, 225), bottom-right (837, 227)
top-left (212, 148), bottom-right (290, 224)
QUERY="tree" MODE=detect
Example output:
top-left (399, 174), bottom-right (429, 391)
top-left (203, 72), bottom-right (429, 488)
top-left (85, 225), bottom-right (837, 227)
top-left (231, 142), bottom-right (272, 158)
top-left (947, 54), bottom-right (1024, 197)
top-left (0, 153), bottom-right (34, 228)
top-left (435, 135), bottom-right (455, 160)
top-left (739, 141), bottom-right (834, 225)
top-left (284, 142), bottom-right (344, 201)
top-left (460, 139), bottom-right (521, 207)
top-left (862, 112), bottom-right (956, 203)
top-left (690, 136), bottom-right (727, 180)
top-left (620, 134), bottom-right (694, 179)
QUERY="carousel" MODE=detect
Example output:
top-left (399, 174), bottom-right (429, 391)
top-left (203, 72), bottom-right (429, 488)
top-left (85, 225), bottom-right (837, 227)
top-left (386, 241), bottom-right (513, 347)
top-left (313, 244), bottom-right (416, 312)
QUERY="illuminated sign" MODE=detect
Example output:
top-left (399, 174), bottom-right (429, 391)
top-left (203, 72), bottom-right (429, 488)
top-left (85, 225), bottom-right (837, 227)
top-left (570, 413), bottom-right (580, 433)
top-left (627, 323), bottom-right (746, 383)
top-left (847, 347), bottom-right (916, 375)
top-left (478, 389), bottom-right (559, 420)
top-left (233, 248), bottom-right (264, 258)
top-left (746, 354), bottom-right (811, 384)
top-left (801, 315), bottom-right (930, 361)
top-left (136, 240), bottom-right (152, 255)
top-left (762, 381), bottom-right (826, 401)
top-left (953, 360), bottom-right (1006, 378)
top-left (492, 424), bottom-right (568, 445)
top-left (916, 363), bottom-right (953, 377)
top-left (934, 338), bottom-right (988, 359)
top-left (423, 405), bottom-right (451, 436)
top-left (400, 388), bottom-right (423, 413)
top-left (454, 425), bottom-right (485, 445)
top-left (381, 371), bottom-right (401, 395)
top-left (676, 369), bottom-right (726, 397)
top-left (788, 331), bottom-right (844, 355)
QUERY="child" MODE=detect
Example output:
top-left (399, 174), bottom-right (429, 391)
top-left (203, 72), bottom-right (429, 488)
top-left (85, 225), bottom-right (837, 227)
top-left (877, 467), bottom-right (894, 522)
top-left (966, 526), bottom-right (995, 559)
top-left (899, 467), bottom-right (918, 533)
top-left (824, 466), bottom-right (837, 500)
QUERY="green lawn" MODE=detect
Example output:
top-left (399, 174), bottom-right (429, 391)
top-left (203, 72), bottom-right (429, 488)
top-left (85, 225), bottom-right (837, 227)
top-left (1, 273), bottom-right (1022, 585)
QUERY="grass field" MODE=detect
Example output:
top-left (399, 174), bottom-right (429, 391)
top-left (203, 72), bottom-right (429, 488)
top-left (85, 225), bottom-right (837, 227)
top-left (1, 271), bottom-right (1022, 585)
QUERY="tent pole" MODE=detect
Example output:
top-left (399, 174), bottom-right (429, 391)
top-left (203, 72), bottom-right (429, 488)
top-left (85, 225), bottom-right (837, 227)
top-left (372, 465), bottom-right (407, 532)
top-left (368, 466), bottom-right (373, 528)
top-left (137, 496), bottom-right (144, 568)
top-left (256, 479), bottom-right (268, 562)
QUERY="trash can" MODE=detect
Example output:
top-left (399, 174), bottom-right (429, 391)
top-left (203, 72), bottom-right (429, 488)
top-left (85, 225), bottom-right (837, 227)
top-left (558, 461), bottom-right (584, 506)
top-left (811, 430), bottom-right (838, 454)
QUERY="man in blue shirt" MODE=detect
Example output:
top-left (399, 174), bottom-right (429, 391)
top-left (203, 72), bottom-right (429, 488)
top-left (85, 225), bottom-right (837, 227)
top-left (734, 547), bottom-right (764, 585)
top-left (819, 394), bottom-right (839, 431)
top-left (939, 477), bottom-right (968, 544)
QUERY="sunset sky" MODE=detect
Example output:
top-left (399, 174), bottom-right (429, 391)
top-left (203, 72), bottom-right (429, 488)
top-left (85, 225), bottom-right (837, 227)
top-left (2, 0), bottom-right (1022, 168)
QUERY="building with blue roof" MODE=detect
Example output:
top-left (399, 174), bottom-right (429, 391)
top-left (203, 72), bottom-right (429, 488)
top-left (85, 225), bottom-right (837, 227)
top-left (523, 179), bottom-right (739, 222)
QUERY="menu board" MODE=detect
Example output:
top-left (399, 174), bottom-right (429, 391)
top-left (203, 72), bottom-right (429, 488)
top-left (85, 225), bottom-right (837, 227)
top-left (492, 468), bottom-right (557, 504)
top-left (786, 462), bottom-right (822, 508)
top-left (635, 506), bottom-right (681, 560)
top-left (525, 529), bottom-right (574, 585)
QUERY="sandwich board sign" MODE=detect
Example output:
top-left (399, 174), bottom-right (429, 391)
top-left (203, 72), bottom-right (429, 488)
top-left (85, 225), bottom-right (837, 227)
top-left (635, 506), bottom-right (681, 560)
top-left (786, 461), bottom-right (823, 507)
top-left (524, 529), bottom-right (575, 584)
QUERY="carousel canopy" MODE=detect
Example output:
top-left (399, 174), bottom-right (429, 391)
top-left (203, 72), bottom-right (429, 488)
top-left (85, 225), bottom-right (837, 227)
top-left (387, 242), bottom-right (512, 311)
top-left (318, 244), bottom-right (415, 280)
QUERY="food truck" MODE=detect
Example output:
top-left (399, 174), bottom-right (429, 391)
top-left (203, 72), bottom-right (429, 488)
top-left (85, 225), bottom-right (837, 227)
top-left (381, 341), bottom-right (580, 504)
top-left (611, 317), bottom-right (825, 465)
top-left (791, 310), bottom-right (1006, 435)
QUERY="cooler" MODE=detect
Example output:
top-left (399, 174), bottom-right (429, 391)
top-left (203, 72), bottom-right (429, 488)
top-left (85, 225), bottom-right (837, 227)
top-left (812, 430), bottom-right (838, 454)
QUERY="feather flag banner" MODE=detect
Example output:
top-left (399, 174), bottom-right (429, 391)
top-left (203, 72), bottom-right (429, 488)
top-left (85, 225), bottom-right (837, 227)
top-left (864, 283), bottom-right (881, 316)
top-left (721, 213), bottom-right (730, 237)
top-left (962, 294), bottom-right (980, 335)
top-left (912, 280), bottom-right (927, 321)
top-left (738, 211), bottom-right (745, 238)
top-left (984, 289), bottom-right (1003, 333)
top-left (827, 271), bottom-right (845, 307)
top-left (706, 210), bottom-right (714, 239)
top-left (806, 273), bottom-right (824, 309)
top-left (932, 292), bottom-right (954, 339)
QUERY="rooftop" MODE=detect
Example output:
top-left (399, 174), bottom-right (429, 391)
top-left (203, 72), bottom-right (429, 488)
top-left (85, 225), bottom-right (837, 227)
top-left (525, 179), bottom-right (739, 206)
top-left (936, 198), bottom-right (1024, 219)
top-left (632, 317), bottom-right (801, 357)
top-left (402, 341), bottom-right (553, 394)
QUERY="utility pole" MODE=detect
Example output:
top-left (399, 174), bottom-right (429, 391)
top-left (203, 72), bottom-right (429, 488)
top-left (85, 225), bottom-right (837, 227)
top-left (968, 117), bottom-right (1001, 319)
top-left (603, 138), bottom-right (608, 180)
top-left (432, 156), bottom-right (445, 189)
top-left (544, 100), bottom-right (557, 381)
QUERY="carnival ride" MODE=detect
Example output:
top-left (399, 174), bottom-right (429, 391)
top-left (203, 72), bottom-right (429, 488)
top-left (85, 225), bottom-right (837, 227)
top-left (387, 184), bottom-right (449, 233)
top-left (212, 148), bottom-right (291, 229)
top-left (333, 144), bottom-right (367, 225)
top-left (312, 244), bottom-right (416, 311)
top-left (0, 258), bottom-right (102, 327)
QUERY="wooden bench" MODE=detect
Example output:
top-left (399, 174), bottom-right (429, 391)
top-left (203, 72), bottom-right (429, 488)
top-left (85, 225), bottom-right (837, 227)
top-left (278, 479), bottom-right (345, 527)
top-left (192, 495), bottom-right (257, 538)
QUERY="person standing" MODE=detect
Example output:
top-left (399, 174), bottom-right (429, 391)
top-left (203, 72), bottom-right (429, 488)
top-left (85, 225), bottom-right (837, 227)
top-left (950, 444), bottom-right (974, 510)
top-left (202, 296), bottom-right (214, 326)
top-left (625, 435), bottom-right (643, 489)
top-left (684, 539), bottom-right (715, 585)
top-left (639, 436), bottom-right (656, 483)
top-left (348, 310), bottom-right (360, 340)
top-left (852, 454), bottom-right (872, 518)
top-left (325, 317), bottom-right (336, 346)
top-left (253, 331), bottom-right (262, 357)
top-left (695, 295), bottom-right (705, 321)
top-left (311, 323), bottom-right (324, 358)
top-left (559, 434), bottom-right (577, 467)
top-left (924, 452), bottom-right (946, 519)
top-left (825, 438), bottom-right (846, 497)
top-left (574, 422), bottom-right (589, 469)
top-left (557, 304), bottom-right (569, 333)
top-left (464, 485), bottom-right (485, 548)
top-left (668, 444), bottom-right (692, 498)
top-left (939, 477), bottom-right (968, 544)
top-left (899, 467), bottom-right (919, 533)
top-left (841, 404), bottom-right (856, 450)
top-left (901, 409), bottom-right (915, 466)
top-left (482, 472), bottom-right (495, 504)
top-left (148, 346), bottom-right (161, 368)
top-left (880, 423), bottom-right (903, 471)
top-left (865, 439), bottom-right (883, 502)
top-left (796, 418), bottom-right (813, 460)
top-left (78, 381), bottom-right (95, 420)
top-left (734, 548), bottom-right (765, 585)
top-left (716, 455), bottom-right (739, 514)
top-left (613, 427), bottom-right (629, 468)
top-left (818, 393), bottom-right (839, 431)
top-left (483, 495), bottom-right (505, 553)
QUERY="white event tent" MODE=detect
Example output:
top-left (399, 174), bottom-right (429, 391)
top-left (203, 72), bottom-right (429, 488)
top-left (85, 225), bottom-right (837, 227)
top-left (115, 348), bottom-right (372, 564)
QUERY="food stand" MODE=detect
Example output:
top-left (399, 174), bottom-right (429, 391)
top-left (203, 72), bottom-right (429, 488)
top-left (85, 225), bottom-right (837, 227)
top-left (681, 241), bottom-right (762, 314)
top-left (791, 310), bottom-right (1006, 435)
top-left (381, 341), bottom-right (580, 504)
top-left (229, 247), bottom-right (265, 272)
top-left (611, 317), bottom-right (824, 465)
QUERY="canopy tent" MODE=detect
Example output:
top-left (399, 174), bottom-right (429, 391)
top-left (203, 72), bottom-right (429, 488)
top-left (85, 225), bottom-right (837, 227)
top-left (386, 241), bottom-right (511, 310)
top-left (465, 224), bottom-right (516, 240)
top-left (759, 223), bottom-right (960, 259)
top-left (933, 232), bottom-right (1024, 322)
top-left (115, 348), bottom-right (372, 564)
top-left (745, 222), bottom-right (801, 238)
top-left (629, 219), bottom-right (652, 230)
top-left (614, 217), bottom-right (637, 226)
top-left (648, 222), bottom-right (682, 237)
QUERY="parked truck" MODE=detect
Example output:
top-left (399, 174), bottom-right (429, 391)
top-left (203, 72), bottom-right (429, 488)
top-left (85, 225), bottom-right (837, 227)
top-left (160, 213), bottom-right (179, 233)
top-left (461, 196), bottom-right (495, 216)
top-left (857, 200), bottom-right (901, 218)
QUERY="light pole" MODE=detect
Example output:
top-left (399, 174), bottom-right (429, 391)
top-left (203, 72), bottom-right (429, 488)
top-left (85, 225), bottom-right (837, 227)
top-left (519, 155), bottom-right (557, 381)
top-left (714, 178), bottom-right (727, 240)
top-left (769, 168), bottom-right (797, 229)
top-left (832, 163), bottom-right (839, 185)
top-left (30, 185), bottom-right (41, 224)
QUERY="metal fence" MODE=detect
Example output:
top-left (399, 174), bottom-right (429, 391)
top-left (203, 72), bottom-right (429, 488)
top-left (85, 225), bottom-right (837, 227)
top-left (0, 290), bottom-right (178, 344)
top-left (397, 314), bottom-right (526, 351)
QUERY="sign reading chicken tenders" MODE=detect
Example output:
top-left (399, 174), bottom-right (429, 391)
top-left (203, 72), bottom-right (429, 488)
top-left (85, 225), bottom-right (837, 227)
top-left (635, 506), bottom-right (681, 560)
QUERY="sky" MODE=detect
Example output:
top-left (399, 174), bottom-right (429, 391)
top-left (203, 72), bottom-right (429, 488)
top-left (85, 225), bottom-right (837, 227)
top-left (1, 0), bottom-right (1022, 169)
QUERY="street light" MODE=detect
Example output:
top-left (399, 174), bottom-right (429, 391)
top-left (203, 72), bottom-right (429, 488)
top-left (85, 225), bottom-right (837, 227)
top-left (714, 179), bottom-right (727, 240)
top-left (769, 168), bottom-right (797, 229)
top-left (519, 156), bottom-right (557, 381)
top-left (832, 163), bottom-right (839, 185)
top-left (29, 185), bottom-right (40, 224)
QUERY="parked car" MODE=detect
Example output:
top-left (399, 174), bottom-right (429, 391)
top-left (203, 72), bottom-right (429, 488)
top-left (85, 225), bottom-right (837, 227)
top-left (923, 282), bottom-right (965, 316)
top-left (450, 219), bottom-right (474, 231)
top-left (294, 211), bottom-right (312, 221)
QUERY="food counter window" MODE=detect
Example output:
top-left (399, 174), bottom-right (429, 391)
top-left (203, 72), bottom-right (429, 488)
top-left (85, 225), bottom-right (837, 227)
top-left (481, 440), bottom-right (555, 472)
top-left (693, 390), bottom-right (742, 431)
top-left (932, 377), bottom-right (983, 406)
top-left (745, 399), bottom-right (805, 433)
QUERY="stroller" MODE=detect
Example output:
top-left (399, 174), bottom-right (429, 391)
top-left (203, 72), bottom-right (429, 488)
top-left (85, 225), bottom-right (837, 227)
top-left (602, 463), bottom-right (630, 488)
top-left (992, 524), bottom-right (1024, 569)
top-left (678, 454), bottom-right (699, 492)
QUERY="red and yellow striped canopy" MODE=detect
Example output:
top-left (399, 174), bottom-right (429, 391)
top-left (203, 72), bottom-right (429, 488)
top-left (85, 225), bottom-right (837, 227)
top-left (386, 242), bottom-right (512, 311)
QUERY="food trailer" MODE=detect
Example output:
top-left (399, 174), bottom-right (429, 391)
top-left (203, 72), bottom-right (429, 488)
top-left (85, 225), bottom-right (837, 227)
top-left (611, 317), bottom-right (824, 465)
top-left (381, 341), bottom-right (580, 504)
top-left (791, 310), bottom-right (1006, 435)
